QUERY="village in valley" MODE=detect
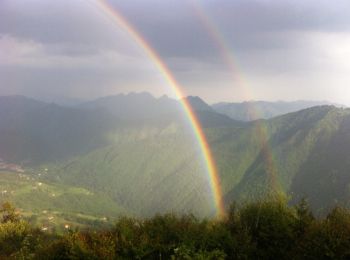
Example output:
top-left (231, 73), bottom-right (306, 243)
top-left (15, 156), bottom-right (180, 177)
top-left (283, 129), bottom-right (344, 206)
top-left (0, 158), bottom-right (24, 173)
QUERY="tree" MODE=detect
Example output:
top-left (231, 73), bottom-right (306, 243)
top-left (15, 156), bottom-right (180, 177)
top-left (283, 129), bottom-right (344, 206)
top-left (295, 198), bottom-right (314, 235)
top-left (0, 202), bottom-right (20, 223)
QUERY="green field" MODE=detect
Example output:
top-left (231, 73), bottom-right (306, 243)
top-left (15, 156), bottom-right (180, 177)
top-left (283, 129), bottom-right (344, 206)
top-left (0, 170), bottom-right (126, 231)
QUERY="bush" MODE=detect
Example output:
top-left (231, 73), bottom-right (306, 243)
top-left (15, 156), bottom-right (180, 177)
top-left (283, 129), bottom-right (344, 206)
top-left (2, 200), bottom-right (350, 259)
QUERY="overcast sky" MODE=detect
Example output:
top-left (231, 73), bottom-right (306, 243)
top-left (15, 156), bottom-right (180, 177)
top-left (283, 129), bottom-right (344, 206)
top-left (1, 0), bottom-right (350, 104)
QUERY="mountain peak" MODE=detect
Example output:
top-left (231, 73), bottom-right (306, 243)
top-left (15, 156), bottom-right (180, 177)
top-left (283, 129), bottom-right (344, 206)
top-left (158, 94), bottom-right (169, 100)
top-left (184, 96), bottom-right (213, 112)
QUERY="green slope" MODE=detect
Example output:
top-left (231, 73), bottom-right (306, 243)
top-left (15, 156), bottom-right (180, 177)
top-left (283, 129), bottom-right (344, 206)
top-left (290, 108), bottom-right (350, 213)
top-left (44, 125), bottom-right (217, 217)
top-left (222, 106), bottom-right (350, 208)
top-left (41, 106), bottom-right (350, 219)
top-left (0, 170), bottom-right (127, 230)
top-left (2, 95), bottom-right (350, 222)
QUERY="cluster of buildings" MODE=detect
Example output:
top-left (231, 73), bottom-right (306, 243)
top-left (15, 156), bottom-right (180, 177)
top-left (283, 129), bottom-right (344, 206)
top-left (0, 158), bottom-right (24, 173)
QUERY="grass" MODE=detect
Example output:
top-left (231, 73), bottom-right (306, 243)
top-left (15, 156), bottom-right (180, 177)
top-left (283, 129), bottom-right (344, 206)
top-left (0, 170), bottom-right (125, 230)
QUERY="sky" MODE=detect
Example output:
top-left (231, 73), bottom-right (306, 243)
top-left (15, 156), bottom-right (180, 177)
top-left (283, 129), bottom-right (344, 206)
top-left (1, 0), bottom-right (350, 104)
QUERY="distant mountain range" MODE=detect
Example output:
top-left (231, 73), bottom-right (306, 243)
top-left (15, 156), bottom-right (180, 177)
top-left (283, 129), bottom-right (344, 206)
top-left (212, 100), bottom-right (343, 121)
top-left (79, 92), bottom-right (180, 120)
top-left (0, 93), bottom-right (349, 224)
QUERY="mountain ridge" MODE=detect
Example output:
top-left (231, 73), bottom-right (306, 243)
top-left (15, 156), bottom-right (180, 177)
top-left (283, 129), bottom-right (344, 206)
top-left (0, 94), bottom-right (349, 221)
top-left (213, 100), bottom-right (344, 121)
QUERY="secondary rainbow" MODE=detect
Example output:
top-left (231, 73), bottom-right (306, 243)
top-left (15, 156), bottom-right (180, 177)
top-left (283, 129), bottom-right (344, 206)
top-left (191, 0), bottom-right (278, 191)
top-left (90, 0), bottom-right (225, 217)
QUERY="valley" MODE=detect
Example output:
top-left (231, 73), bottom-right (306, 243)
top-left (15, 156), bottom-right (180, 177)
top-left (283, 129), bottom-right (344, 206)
top-left (0, 94), bottom-right (349, 228)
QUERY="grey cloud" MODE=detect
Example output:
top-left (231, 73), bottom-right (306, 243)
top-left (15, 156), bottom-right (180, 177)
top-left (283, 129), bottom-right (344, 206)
top-left (204, 0), bottom-right (350, 32)
top-left (4, 0), bottom-right (349, 59)
top-left (108, 0), bottom-right (350, 57)
top-left (2, 0), bottom-right (350, 57)
top-left (0, 0), bottom-right (134, 55)
top-left (1, 0), bottom-right (350, 104)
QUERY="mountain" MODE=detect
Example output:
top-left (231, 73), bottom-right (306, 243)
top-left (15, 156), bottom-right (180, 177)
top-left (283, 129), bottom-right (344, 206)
top-left (183, 96), bottom-right (242, 128)
top-left (0, 94), bottom-right (238, 164)
top-left (79, 92), bottom-right (181, 120)
top-left (2, 94), bottom-right (350, 225)
top-left (42, 104), bottom-right (350, 217)
top-left (219, 106), bottom-right (350, 213)
top-left (0, 96), bottom-right (121, 164)
top-left (212, 100), bottom-right (343, 121)
top-left (184, 96), bottom-right (214, 112)
top-left (43, 130), bottom-right (216, 217)
top-left (79, 93), bottom-right (240, 128)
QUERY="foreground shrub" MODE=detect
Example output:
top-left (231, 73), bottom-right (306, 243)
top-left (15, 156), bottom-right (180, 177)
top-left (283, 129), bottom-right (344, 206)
top-left (3, 200), bottom-right (350, 259)
top-left (239, 199), bottom-right (298, 259)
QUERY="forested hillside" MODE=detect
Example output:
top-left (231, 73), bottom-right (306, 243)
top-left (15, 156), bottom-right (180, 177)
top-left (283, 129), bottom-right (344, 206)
top-left (0, 95), bottom-right (350, 225)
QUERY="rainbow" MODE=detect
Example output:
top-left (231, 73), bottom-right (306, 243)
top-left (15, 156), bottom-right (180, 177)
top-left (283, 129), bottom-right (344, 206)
top-left (90, 0), bottom-right (225, 217)
top-left (191, 1), bottom-right (279, 193)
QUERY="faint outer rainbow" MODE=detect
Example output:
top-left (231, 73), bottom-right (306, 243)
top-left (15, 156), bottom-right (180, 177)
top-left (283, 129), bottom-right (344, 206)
top-left (191, 1), bottom-right (278, 192)
top-left (91, 0), bottom-right (225, 217)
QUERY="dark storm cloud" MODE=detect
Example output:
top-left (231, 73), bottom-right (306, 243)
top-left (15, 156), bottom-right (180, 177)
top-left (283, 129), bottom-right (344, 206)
top-left (204, 0), bottom-right (350, 32)
top-left (108, 0), bottom-right (350, 57)
top-left (1, 0), bottom-right (350, 103)
top-left (0, 0), bottom-right (135, 55)
top-left (2, 0), bottom-right (349, 59)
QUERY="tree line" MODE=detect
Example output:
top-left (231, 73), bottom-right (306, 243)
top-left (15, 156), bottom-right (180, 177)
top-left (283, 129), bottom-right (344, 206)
top-left (1, 199), bottom-right (350, 259)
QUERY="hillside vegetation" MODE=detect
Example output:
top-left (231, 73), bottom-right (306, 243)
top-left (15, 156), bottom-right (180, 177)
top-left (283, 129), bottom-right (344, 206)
top-left (1, 94), bottom-right (350, 225)
top-left (45, 105), bottom-right (350, 218)
top-left (1, 200), bottom-right (350, 259)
